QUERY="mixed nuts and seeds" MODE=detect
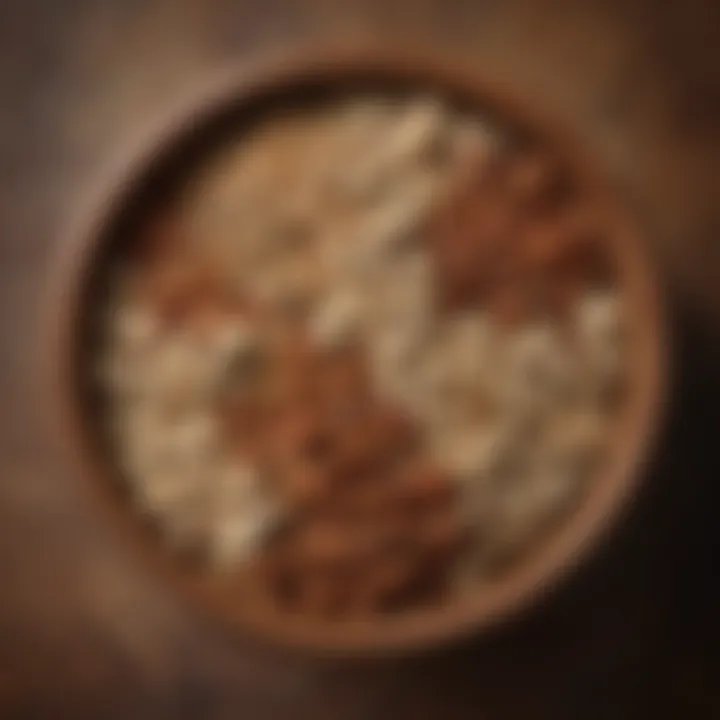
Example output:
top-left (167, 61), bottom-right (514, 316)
top-left (96, 95), bottom-right (625, 616)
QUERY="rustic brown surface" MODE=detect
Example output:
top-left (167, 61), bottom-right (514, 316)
top-left (1, 0), bottom-right (719, 717)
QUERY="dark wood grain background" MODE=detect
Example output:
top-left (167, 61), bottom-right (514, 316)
top-left (1, 1), bottom-right (719, 717)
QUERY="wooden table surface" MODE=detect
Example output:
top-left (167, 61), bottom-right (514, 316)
top-left (1, 1), bottom-right (719, 717)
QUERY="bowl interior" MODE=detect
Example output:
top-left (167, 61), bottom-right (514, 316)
top-left (53, 58), bottom-right (666, 655)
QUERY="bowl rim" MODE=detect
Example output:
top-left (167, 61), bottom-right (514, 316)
top-left (39, 44), bottom-right (669, 657)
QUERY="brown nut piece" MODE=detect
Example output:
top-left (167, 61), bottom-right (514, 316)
top-left (294, 573), bottom-right (349, 616)
top-left (396, 462), bottom-right (456, 510)
top-left (291, 518), bottom-right (362, 567)
top-left (430, 159), bottom-right (522, 312)
top-left (272, 405), bottom-right (333, 463)
top-left (370, 407), bottom-right (420, 459)
top-left (318, 348), bottom-right (369, 399)
top-left (358, 550), bottom-right (423, 611)
top-left (419, 511), bottom-right (469, 559)
top-left (279, 459), bottom-right (332, 507)
top-left (502, 150), bottom-right (569, 212)
top-left (221, 397), bottom-right (269, 460)
top-left (488, 280), bottom-right (533, 326)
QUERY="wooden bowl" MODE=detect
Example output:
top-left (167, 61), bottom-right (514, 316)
top-left (42, 48), bottom-right (668, 656)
